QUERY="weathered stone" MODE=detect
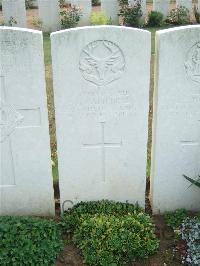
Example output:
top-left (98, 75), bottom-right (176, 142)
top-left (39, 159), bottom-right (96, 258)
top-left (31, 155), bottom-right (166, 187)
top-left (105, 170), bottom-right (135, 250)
top-left (2, 0), bottom-right (26, 27)
top-left (153, 0), bottom-right (170, 18)
top-left (0, 27), bottom-right (55, 216)
top-left (51, 26), bottom-right (151, 211)
top-left (101, 0), bottom-right (119, 25)
top-left (151, 26), bottom-right (200, 213)
top-left (38, 0), bottom-right (60, 32)
top-left (71, 0), bottom-right (91, 26)
top-left (176, 0), bottom-right (192, 12)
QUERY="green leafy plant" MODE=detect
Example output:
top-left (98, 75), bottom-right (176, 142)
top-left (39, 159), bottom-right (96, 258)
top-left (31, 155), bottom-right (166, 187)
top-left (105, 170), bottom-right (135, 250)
top-left (118, 0), bottom-right (128, 6)
top-left (183, 174), bottom-right (200, 188)
top-left (60, 6), bottom-right (82, 29)
top-left (8, 16), bottom-right (17, 26)
top-left (25, 0), bottom-right (34, 9)
top-left (166, 6), bottom-right (190, 25)
top-left (147, 11), bottom-right (164, 27)
top-left (73, 213), bottom-right (159, 265)
top-left (0, 20), bottom-right (5, 26)
top-left (164, 209), bottom-right (188, 229)
top-left (118, 0), bottom-right (144, 27)
top-left (32, 18), bottom-right (43, 30)
top-left (0, 216), bottom-right (63, 265)
top-left (90, 11), bottom-right (111, 25)
top-left (61, 200), bottom-right (143, 233)
top-left (92, 0), bottom-right (100, 6)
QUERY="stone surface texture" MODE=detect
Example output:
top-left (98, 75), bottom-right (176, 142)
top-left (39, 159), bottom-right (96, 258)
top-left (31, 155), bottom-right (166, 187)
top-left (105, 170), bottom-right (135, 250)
top-left (176, 0), bottom-right (192, 12)
top-left (153, 0), bottom-right (170, 17)
top-left (0, 27), bottom-right (55, 216)
top-left (101, 0), bottom-right (119, 25)
top-left (2, 0), bottom-right (27, 27)
top-left (151, 26), bottom-right (200, 213)
top-left (51, 26), bottom-right (151, 211)
top-left (71, 0), bottom-right (91, 26)
top-left (38, 0), bottom-right (60, 32)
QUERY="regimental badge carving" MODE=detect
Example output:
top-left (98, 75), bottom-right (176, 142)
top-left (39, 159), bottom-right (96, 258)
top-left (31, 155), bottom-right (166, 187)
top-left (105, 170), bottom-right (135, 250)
top-left (0, 99), bottom-right (24, 143)
top-left (185, 42), bottom-right (200, 83)
top-left (79, 40), bottom-right (125, 87)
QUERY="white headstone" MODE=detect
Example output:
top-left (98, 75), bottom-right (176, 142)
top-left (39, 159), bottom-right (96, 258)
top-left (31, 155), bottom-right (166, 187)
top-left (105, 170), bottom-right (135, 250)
top-left (0, 27), bottom-right (55, 216)
top-left (101, 0), bottom-right (119, 25)
top-left (38, 0), bottom-right (60, 32)
top-left (71, 0), bottom-right (91, 26)
top-left (51, 26), bottom-right (151, 210)
top-left (2, 0), bottom-right (26, 28)
top-left (176, 0), bottom-right (192, 12)
top-left (151, 26), bottom-right (200, 214)
top-left (128, 0), bottom-right (146, 18)
top-left (153, 0), bottom-right (170, 18)
top-left (198, 0), bottom-right (200, 10)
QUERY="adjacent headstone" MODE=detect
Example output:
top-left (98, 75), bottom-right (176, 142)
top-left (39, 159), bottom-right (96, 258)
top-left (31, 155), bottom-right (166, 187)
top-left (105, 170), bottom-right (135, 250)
top-left (153, 0), bottom-right (170, 18)
top-left (198, 0), bottom-right (200, 10)
top-left (0, 27), bottom-right (55, 216)
top-left (176, 0), bottom-right (192, 12)
top-left (38, 0), bottom-right (60, 32)
top-left (71, 0), bottom-right (91, 26)
top-left (151, 26), bottom-right (200, 213)
top-left (51, 26), bottom-right (151, 210)
top-left (2, 0), bottom-right (26, 28)
top-left (128, 0), bottom-right (146, 18)
top-left (101, 0), bottom-right (119, 25)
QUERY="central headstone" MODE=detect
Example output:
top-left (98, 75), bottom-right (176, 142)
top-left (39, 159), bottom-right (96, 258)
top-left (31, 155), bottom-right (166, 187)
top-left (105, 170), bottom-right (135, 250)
top-left (51, 26), bottom-right (151, 210)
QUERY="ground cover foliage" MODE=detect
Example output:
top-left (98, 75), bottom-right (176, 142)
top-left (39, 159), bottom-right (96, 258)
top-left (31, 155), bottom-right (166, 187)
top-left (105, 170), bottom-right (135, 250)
top-left (61, 200), bottom-right (159, 265)
top-left (0, 216), bottom-right (63, 266)
top-left (181, 217), bottom-right (200, 265)
top-left (164, 210), bottom-right (200, 266)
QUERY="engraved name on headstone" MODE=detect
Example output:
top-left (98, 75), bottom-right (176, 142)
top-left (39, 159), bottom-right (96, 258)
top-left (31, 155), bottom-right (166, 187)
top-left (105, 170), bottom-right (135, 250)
top-left (51, 26), bottom-right (151, 210)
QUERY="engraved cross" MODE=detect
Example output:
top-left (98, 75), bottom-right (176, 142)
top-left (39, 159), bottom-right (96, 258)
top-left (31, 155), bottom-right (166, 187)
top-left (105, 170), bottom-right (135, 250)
top-left (0, 75), bottom-right (41, 188)
top-left (180, 121), bottom-right (200, 147)
top-left (83, 122), bottom-right (122, 182)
